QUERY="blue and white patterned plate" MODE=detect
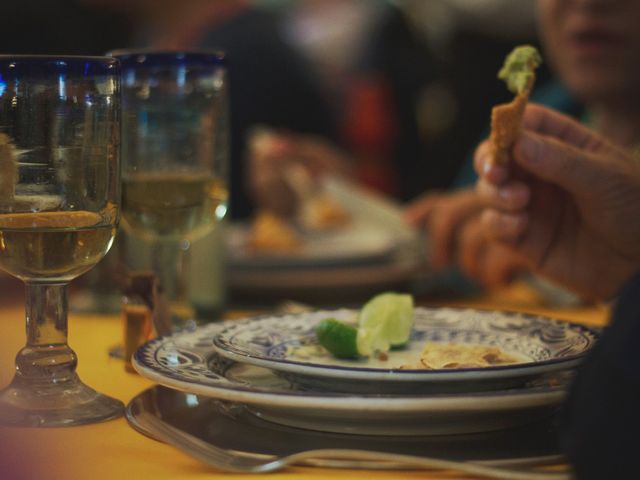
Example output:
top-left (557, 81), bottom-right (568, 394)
top-left (212, 307), bottom-right (599, 393)
top-left (133, 320), bottom-right (573, 435)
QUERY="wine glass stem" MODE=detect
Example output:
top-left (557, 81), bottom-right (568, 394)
top-left (15, 283), bottom-right (77, 385)
top-left (153, 240), bottom-right (194, 326)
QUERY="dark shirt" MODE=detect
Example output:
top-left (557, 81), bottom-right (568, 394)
top-left (560, 272), bottom-right (640, 479)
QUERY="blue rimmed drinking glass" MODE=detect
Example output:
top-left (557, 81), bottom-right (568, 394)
top-left (110, 50), bottom-right (229, 328)
top-left (0, 56), bottom-right (123, 426)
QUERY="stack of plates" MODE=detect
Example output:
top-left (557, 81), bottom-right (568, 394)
top-left (226, 179), bottom-right (426, 304)
top-left (133, 307), bottom-right (599, 437)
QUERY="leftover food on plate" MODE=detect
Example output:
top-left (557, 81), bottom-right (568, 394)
top-left (401, 343), bottom-right (522, 370)
top-left (315, 292), bottom-right (414, 359)
top-left (212, 303), bottom-right (599, 393)
top-left (315, 291), bottom-right (522, 370)
top-left (490, 45), bottom-right (542, 165)
top-left (315, 317), bottom-right (359, 359)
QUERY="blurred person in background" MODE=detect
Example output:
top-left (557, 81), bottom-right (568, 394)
top-left (406, 0), bottom-right (640, 296)
top-left (280, 0), bottom-right (442, 198)
top-left (248, 0), bottom-right (542, 218)
top-left (249, 0), bottom-right (443, 214)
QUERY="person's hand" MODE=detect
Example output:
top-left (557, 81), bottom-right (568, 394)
top-left (247, 128), bottom-right (351, 216)
top-left (453, 214), bottom-right (529, 287)
top-left (405, 189), bottom-right (479, 269)
top-left (475, 103), bottom-right (640, 300)
top-left (404, 189), bottom-right (528, 286)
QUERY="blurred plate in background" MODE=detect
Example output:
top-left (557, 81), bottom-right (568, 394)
top-left (227, 178), bottom-right (427, 304)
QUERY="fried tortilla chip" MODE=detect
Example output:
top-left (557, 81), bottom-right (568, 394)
top-left (490, 45), bottom-right (542, 165)
top-left (490, 94), bottom-right (528, 165)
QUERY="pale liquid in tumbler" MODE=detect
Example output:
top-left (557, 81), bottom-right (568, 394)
top-left (122, 171), bottom-right (228, 240)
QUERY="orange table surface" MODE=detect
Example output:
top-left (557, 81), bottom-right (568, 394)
top-left (0, 283), bottom-right (609, 480)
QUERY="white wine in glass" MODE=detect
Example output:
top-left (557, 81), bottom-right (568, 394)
top-left (114, 50), bottom-right (229, 328)
top-left (122, 171), bottom-right (227, 241)
top-left (0, 56), bottom-right (123, 427)
top-left (0, 211), bottom-right (116, 281)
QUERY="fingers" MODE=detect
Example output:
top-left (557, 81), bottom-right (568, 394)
top-left (458, 218), bottom-right (527, 287)
top-left (480, 246), bottom-right (528, 286)
top-left (458, 218), bottom-right (488, 283)
top-left (512, 130), bottom-right (612, 199)
top-left (474, 140), bottom-right (509, 184)
top-left (475, 106), bottom-right (630, 192)
top-left (427, 208), bottom-right (459, 269)
top-left (480, 209), bottom-right (529, 243)
top-left (405, 190), bottom-right (481, 269)
top-left (522, 104), bottom-right (605, 150)
top-left (421, 190), bottom-right (482, 269)
top-left (403, 193), bottom-right (441, 227)
top-left (476, 179), bottom-right (531, 211)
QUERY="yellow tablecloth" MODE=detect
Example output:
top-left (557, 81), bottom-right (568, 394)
top-left (0, 284), bottom-right (609, 480)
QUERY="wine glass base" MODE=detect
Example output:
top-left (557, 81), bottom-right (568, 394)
top-left (0, 374), bottom-right (124, 427)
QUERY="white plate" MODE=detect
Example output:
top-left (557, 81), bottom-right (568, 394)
top-left (227, 242), bottom-right (424, 305)
top-left (212, 307), bottom-right (599, 394)
top-left (227, 222), bottom-right (398, 269)
top-left (134, 322), bottom-right (571, 436)
top-left (227, 179), bottom-right (421, 270)
top-left (226, 180), bottom-right (427, 302)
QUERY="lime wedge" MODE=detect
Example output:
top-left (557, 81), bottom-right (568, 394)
top-left (315, 318), bottom-right (359, 359)
top-left (356, 292), bottom-right (414, 357)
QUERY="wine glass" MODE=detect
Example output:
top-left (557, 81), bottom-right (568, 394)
top-left (0, 56), bottom-right (123, 427)
top-left (111, 50), bottom-right (229, 328)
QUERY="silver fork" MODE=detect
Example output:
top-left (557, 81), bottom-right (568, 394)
top-left (132, 411), bottom-right (571, 479)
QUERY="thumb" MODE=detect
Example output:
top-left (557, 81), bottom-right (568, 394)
top-left (513, 130), bottom-right (605, 197)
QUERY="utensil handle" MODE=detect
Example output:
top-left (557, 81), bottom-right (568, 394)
top-left (290, 449), bottom-right (571, 480)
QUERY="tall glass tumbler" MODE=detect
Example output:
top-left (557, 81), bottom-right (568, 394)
top-left (0, 56), bottom-right (123, 426)
top-left (112, 51), bottom-right (229, 327)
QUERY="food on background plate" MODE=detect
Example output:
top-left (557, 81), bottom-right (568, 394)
top-left (247, 126), bottom-right (352, 254)
top-left (246, 194), bottom-right (351, 255)
top-left (247, 210), bottom-right (303, 253)
top-left (299, 193), bottom-right (351, 232)
top-left (490, 45), bottom-right (542, 165)
top-left (282, 159), bottom-right (352, 232)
